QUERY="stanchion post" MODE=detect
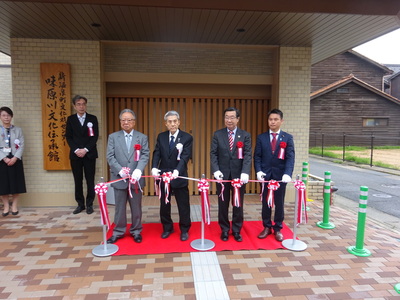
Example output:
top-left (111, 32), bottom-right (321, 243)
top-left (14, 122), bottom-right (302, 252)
top-left (302, 162), bottom-right (312, 210)
top-left (316, 171), bottom-right (335, 229)
top-left (282, 175), bottom-right (307, 251)
top-left (347, 186), bottom-right (371, 257)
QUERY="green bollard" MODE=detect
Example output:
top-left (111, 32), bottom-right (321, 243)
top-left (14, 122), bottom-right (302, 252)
top-left (302, 162), bottom-right (311, 211)
top-left (395, 283), bottom-right (400, 294)
top-left (316, 171), bottom-right (335, 229)
top-left (347, 186), bottom-right (371, 257)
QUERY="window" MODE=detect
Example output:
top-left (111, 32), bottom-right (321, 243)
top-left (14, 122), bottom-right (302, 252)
top-left (337, 88), bottom-right (349, 93)
top-left (362, 118), bottom-right (388, 127)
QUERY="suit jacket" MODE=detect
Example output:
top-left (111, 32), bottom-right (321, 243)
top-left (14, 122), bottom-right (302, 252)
top-left (254, 130), bottom-right (295, 180)
top-left (107, 130), bottom-right (150, 189)
top-left (65, 113), bottom-right (99, 160)
top-left (0, 125), bottom-right (24, 160)
top-left (210, 127), bottom-right (252, 179)
top-left (152, 130), bottom-right (193, 189)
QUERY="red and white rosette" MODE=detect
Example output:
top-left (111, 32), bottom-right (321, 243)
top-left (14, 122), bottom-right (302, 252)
top-left (14, 139), bottom-right (20, 150)
top-left (198, 179), bottom-right (211, 225)
top-left (266, 180), bottom-right (280, 208)
top-left (94, 183), bottom-right (111, 229)
top-left (134, 144), bottom-right (141, 161)
top-left (278, 141), bottom-right (286, 160)
top-left (160, 172), bottom-right (174, 204)
top-left (87, 122), bottom-right (94, 137)
top-left (176, 143), bottom-right (183, 160)
top-left (237, 141), bottom-right (244, 159)
top-left (231, 178), bottom-right (242, 207)
top-left (294, 180), bottom-right (308, 224)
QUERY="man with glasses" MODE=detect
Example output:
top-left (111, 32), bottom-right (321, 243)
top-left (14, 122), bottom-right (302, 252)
top-left (106, 109), bottom-right (149, 244)
top-left (66, 95), bottom-right (99, 215)
top-left (210, 107), bottom-right (252, 242)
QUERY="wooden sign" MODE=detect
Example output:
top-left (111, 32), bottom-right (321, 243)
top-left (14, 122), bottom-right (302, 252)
top-left (40, 63), bottom-right (71, 170)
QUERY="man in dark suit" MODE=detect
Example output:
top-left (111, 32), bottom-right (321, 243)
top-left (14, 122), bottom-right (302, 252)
top-left (151, 110), bottom-right (193, 241)
top-left (254, 108), bottom-right (295, 242)
top-left (106, 109), bottom-right (149, 244)
top-left (66, 95), bottom-right (99, 215)
top-left (210, 107), bottom-right (252, 242)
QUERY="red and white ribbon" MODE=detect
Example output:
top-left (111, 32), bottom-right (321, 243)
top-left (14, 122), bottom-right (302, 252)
top-left (128, 176), bottom-right (142, 198)
top-left (14, 138), bottom-right (20, 150)
top-left (94, 183), bottom-right (111, 228)
top-left (266, 180), bottom-right (280, 208)
top-left (237, 141), bottom-right (244, 159)
top-left (134, 144), bottom-right (141, 161)
top-left (278, 141), bottom-right (286, 160)
top-left (198, 179), bottom-right (211, 225)
top-left (231, 178), bottom-right (242, 207)
top-left (87, 122), bottom-right (94, 137)
top-left (294, 180), bottom-right (308, 224)
top-left (160, 172), bottom-right (174, 204)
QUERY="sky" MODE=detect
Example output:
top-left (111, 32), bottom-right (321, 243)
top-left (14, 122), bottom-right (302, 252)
top-left (353, 28), bottom-right (400, 65)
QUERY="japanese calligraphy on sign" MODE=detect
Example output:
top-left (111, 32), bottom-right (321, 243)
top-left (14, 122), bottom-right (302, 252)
top-left (40, 63), bottom-right (71, 170)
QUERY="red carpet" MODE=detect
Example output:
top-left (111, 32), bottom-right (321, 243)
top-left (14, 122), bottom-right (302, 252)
top-left (107, 221), bottom-right (294, 256)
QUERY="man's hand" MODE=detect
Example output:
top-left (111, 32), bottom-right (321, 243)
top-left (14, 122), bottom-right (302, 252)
top-left (172, 169), bottom-right (179, 179)
top-left (240, 173), bottom-right (249, 184)
top-left (131, 169), bottom-right (142, 181)
top-left (213, 170), bottom-right (223, 180)
top-left (281, 174), bottom-right (292, 183)
top-left (151, 168), bottom-right (161, 177)
top-left (257, 171), bottom-right (266, 181)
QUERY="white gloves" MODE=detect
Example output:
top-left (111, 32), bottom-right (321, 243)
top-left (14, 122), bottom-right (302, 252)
top-left (240, 173), bottom-right (249, 184)
top-left (257, 171), bottom-right (266, 181)
top-left (282, 174), bottom-right (292, 183)
top-left (151, 168), bottom-right (161, 177)
top-left (131, 169), bottom-right (142, 181)
top-left (172, 169), bottom-right (179, 179)
top-left (214, 170), bottom-right (223, 180)
top-left (119, 169), bottom-right (129, 180)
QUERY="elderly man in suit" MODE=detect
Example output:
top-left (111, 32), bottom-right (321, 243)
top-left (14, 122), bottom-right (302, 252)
top-left (254, 108), bottom-right (295, 242)
top-left (65, 95), bottom-right (99, 215)
top-left (210, 107), bottom-right (252, 242)
top-left (106, 109), bottom-right (149, 244)
top-left (151, 110), bottom-right (193, 241)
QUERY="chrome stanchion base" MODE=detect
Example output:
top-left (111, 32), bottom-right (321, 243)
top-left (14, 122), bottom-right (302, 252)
top-left (92, 243), bottom-right (119, 257)
top-left (282, 239), bottom-right (307, 251)
top-left (191, 239), bottom-right (215, 251)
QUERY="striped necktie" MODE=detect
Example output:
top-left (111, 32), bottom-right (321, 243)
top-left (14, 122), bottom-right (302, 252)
top-left (228, 130), bottom-right (234, 151)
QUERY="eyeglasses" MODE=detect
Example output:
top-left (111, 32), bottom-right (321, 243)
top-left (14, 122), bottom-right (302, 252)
top-left (224, 116), bottom-right (237, 120)
top-left (120, 119), bottom-right (135, 123)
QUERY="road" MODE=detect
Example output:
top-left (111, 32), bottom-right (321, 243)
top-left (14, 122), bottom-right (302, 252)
top-left (308, 156), bottom-right (400, 219)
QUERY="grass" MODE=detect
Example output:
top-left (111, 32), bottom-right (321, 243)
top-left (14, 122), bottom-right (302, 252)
top-left (309, 146), bottom-right (400, 170)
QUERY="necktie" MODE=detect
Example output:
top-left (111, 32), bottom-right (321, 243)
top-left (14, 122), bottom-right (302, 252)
top-left (271, 133), bottom-right (277, 154)
top-left (126, 134), bottom-right (131, 152)
top-left (79, 116), bottom-right (85, 126)
top-left (169, 136), bottom-right (175, 151)
top-left (228, 130), bottom-right (234, 151)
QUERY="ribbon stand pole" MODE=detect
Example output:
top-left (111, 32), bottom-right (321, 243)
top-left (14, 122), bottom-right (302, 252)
top-left (282, 175), bottom-right (307, 251)
top-left (190, 174), bottom-right (215, 251)
top-left (92, 177), bottom-right (119, 257)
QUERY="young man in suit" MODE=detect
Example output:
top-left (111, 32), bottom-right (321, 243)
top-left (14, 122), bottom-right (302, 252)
top-left (254, 108), bottom-right (295, 242)
top-left (210, 107), bottom-right (252, 242)
top-left (106, 109), bottom-right (149, 244)
top-left (65, 95), bottom-right (99, 215)
top-left (151, 110), bottom-right (193, 241)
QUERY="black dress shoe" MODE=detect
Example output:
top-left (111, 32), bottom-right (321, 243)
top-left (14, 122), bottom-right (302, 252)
top-left (2, 211), bottom-right (9, 217)
top-left (107, 236), bottom-right (121, 244)
top-left (258, 227), bottom-right (272, 239)
top-left (233, 232), bottom-right (242, 242)
top-left (133, 234), bottom-right (142, 243)
top-left (11, 211), bottom-right (19, 216)
top-left (180, 232), bottom-right (189, 241)
top-left (220, 232), bottom-right (229, 241)
top-left (161, 230), bottom-right (173, 239)
top-left (86, 206), bottom-right (94, 214)
top-left (73, 206), bottom-right (85, 214)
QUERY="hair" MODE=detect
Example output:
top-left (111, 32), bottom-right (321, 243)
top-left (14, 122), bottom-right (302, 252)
top-left (224, 107), bottom-right (240, 118)
top-left (268, 108), bottom-right (283, 119)
top-left (119, 108), bottom-right (136, 120)
top-left (72, 95), bottom-right (88, 105)
top-left (164, 110), bottom-right (180, 121)
top-left (0, 106), bottom-right (13, 117)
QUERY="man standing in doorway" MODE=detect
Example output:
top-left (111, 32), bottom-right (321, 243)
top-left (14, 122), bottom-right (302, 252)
top-left (210, 107), bottom-right (252, 242)
top-left (254, 108), bottom-right (295, 242)
top-left (152, 111), bottom-right (193, 241)
top-left (66, 95), bottom-right (98, 215)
